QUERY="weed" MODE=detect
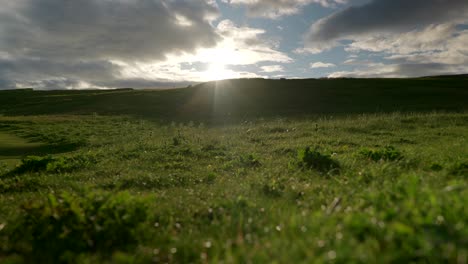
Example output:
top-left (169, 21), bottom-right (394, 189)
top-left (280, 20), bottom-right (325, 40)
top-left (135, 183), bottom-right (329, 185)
top-left (292, 147), bottom-right (340, 172)
top-left (359, 146), bottom-right (403, 161)
top-left (203, 173), bottom-right (217, 184)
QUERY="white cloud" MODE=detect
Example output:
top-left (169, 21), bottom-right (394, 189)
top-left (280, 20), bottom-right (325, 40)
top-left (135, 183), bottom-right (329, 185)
top-left (329, 62), bottom-right (468, 78)
top-left (0, 0), bottom-right (290, 89)
top-left (223, 0), bottom-right (347, 19)
top-left (260, 65), bottom-right (285, 72)
top-left (310, 62), bottom-right (336, 68)
top-left (303, 0), bottom-right (468, 78)
top-left (105, 20), bottom-right (291, 84)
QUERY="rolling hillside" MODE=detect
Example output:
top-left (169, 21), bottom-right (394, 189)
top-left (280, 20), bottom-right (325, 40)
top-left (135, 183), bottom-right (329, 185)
top-left (1, 77), bottom-right (466, 121)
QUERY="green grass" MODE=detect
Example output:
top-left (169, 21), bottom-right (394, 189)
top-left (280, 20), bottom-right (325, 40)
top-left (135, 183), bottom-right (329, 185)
top-left (0, 132), bottom-right (46, 158)
top-left (0, 78), bottom-right (467, 263)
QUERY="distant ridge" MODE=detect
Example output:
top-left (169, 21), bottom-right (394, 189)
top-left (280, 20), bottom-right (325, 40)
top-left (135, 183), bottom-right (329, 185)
top-left (1, 76), bottom-right (466, 121)
top-left (419, 73), bottom-right (468, 79)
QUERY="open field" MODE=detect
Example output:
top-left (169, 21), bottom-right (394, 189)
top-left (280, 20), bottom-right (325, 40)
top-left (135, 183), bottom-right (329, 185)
top-left (0, 77), bottom-right (467, 263)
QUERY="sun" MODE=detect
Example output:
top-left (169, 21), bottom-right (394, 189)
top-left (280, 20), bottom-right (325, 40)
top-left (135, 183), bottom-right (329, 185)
top-left (201, 63), bottom-right (238, 81)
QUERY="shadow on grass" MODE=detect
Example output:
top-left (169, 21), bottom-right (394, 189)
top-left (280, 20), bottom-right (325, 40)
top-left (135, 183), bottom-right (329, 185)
top-left (0, 143), bottom-right (80, 158)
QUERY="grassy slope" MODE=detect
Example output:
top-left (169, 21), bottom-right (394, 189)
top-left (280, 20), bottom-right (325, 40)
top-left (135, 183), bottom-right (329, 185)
top-left (0, 77), bottom-right (467, 263)
top-left (0, 77), bottom-right (467, 120)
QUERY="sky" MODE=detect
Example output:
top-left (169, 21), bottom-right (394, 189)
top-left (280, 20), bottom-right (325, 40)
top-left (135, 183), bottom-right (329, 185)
top-left (0, 0), bottom-right (467, 90)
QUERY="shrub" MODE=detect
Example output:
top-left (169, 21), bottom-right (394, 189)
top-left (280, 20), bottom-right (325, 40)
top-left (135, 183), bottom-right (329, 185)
top-left (10, 154), bottom-right (97, 175)
top-left (292, 147), bottom-right (340, 172)
top-left (9, 191), bottom-right (148, 262)
top-left (359, 146), bottom-right (403, 161)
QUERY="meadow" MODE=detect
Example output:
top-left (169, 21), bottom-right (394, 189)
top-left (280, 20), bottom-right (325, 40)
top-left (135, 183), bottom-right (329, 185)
top-left (0, 77), bottom-right (467, 263)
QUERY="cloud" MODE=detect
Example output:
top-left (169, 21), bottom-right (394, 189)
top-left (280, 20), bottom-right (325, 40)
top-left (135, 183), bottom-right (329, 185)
top-left (304, 0), bottom-right (468, 52)
top-left (0, 0), bottom-right (224, 89)
top-left (329, 63), bottom-right (468, 78)
top-left (260, 65), bottom-right (285, 72)
top-left (0, 1), bottom-right (291, 89)
top-left (118, 20), bottom-right (291, 82)
top-left (223, 0), bottom-right (347, 19)
top-left (310, 62), bottom-right (336, 68)
top-left (304, 0), bottom-right (468, 78)
top-left (0, 0), bottom-right (220, 62)
top-left (333, 26), bottom-right (468, 78)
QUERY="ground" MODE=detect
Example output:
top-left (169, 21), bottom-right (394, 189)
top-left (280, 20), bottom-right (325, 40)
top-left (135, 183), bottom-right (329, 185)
top-left (0, 78), bottom-right (467, 263)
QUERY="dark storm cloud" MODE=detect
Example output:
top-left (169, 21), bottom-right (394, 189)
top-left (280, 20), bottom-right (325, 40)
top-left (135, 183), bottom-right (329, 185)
top-left (306, 0), bottom-right (468, 48)
top-left (0, 58), bottom-right (119, 81)
top-left (0, 0), bottom-right (220, 89)
top-left (1, 0), bottom-right (219, 61)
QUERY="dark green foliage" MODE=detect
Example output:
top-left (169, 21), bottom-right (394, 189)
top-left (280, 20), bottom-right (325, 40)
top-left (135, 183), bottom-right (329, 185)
top-left (430, 163), bottom-right (443, 171)
top-left (8, 192), bottom-right (148, 262)
top-left (0, 176), bottom-right (42, 193)
top-left (203, 172), bottom-right (217, 184)
top-left (449, 161), bottom-right (468, 176)
top-left (9, 154), bottom-right (96, 175)
top-left (13, 155), bottom-right (56, 174)
top-left (359, 146), bottom-right (403, 161)
top-left (0, 162), bottom-right (7, 174)
top-left (238, 154), bottom-right (261, 168)
top-left (293, 147), bottom-right (340, 172)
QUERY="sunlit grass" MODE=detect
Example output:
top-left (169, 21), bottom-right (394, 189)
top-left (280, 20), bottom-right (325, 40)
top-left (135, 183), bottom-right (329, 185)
top-left (0, 112), bottom-right (466, 262)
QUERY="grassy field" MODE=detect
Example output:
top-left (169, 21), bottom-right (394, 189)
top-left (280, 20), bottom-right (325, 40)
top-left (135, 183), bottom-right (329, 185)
top-left (0, 77), bottom-right (467, 263)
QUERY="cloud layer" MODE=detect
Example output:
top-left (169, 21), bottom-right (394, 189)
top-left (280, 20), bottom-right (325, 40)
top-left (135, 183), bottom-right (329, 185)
top-left (0, 0), bottom-right (222, 89)
top-left (0, 0), bottom-right (294, 89)
top-left (1, 0), bottom-right (220, 61)
top-left (302, 0), bottom-right (468, 77)
top-left (305, 0), bottom-right (468, 51)
top-left (223, 0), bottom-right (346, 18)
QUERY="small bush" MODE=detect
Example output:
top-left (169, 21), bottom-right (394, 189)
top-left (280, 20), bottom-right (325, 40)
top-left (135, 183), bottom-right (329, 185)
top-left (359, 146), bottom-right (403, 161)
top-left (292, 147), bottom-right (340, 172)
top-left (9, 191), bottom-right (148, 262)
top-left (10, 154), bottom-right (97, 175)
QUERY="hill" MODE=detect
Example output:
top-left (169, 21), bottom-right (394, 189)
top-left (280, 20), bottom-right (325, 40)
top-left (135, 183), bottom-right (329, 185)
top-left (0, 77), bottom-right (466, 121)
